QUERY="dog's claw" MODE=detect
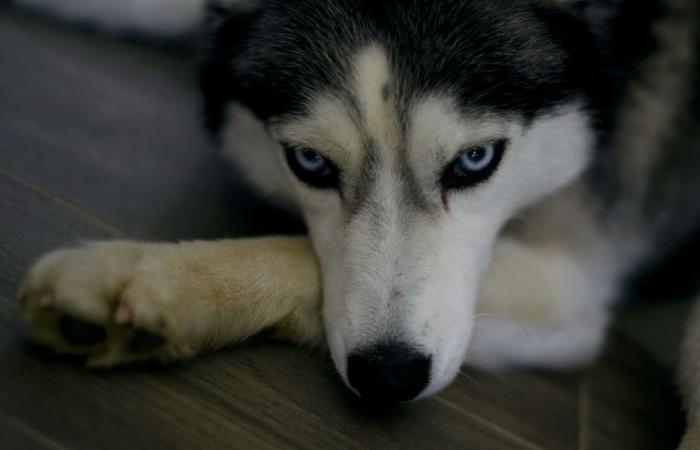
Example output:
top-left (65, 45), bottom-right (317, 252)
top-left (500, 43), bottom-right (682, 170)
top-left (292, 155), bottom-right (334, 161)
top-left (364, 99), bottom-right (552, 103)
top-left (18, 285), bottom-right (28, 305)
top-left (114, 303), bottom-right (134, 326)
top-left (39, 294), bottom-right (54, 310)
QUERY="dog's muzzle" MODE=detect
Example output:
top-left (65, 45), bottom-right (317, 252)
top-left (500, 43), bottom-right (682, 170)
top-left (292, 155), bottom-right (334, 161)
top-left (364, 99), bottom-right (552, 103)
top-left (347, 341), bottom-right (431, 403)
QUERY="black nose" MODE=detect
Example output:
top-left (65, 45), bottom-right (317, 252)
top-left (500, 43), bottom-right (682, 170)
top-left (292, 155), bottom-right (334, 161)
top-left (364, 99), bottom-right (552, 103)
top-left (347, 342), bottom-right (431, 403)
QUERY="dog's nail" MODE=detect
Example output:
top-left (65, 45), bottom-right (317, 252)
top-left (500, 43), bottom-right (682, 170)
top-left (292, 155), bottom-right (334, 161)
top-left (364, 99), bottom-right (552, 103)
top-left (39, 294), bottom-right (55, 310)
top-left (128, 329), bottom-right (167, 352)
top-left (114, 304), bottom-right (134, 325)
top-left (59, 315), bottom-right (107, 346)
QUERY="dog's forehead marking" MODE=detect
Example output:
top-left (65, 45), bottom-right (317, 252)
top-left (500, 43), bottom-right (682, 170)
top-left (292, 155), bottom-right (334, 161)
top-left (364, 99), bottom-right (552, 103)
top-left (352, 45), bottom-right (399, 150)
top-left (346, 45), bottom-right (398, 213)
top-left (351, 45), bottom-right (434, 211)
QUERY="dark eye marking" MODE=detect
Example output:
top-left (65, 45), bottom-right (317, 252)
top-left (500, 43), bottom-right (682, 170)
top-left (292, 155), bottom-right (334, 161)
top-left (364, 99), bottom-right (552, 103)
top-left (440, 139), bottom-right (507, 191)
top-left (284, 146), bottom-right (340, 190)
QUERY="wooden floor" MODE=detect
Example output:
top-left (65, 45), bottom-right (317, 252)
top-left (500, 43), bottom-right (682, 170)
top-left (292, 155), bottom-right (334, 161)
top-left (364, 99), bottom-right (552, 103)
top-left (0, 5), bottom-right (685, 449)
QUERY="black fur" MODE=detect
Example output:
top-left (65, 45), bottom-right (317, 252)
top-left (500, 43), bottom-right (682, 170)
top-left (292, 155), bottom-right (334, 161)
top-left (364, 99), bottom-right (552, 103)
top-left (199, 0), bottom-right (612, 135)
top-left (199, 1), bottom-right (261, 136)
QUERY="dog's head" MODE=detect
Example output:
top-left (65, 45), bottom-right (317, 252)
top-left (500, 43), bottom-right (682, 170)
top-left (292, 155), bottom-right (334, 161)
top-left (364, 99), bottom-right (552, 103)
top-left (202, 0), bottom-right (602, 402)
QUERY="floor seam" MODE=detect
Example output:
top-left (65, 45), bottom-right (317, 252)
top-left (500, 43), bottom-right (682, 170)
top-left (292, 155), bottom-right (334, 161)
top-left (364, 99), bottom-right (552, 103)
top-left (0, 165), bottom-right (132, 238)
top-left (0, 411), bottom-right (72, 450)
top-left (436, 396), bottom-right (546, 450)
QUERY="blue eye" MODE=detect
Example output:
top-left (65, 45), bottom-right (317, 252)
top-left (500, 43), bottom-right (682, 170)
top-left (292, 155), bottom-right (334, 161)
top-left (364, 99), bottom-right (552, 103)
top-left (456, 143), bottom-right (495, 174)
top-left (294, 148), bottom-right (329, 173)
top-left (441, 140), bottom-right (507, 190)
top-left (284, 146), bottom-right (340, 189)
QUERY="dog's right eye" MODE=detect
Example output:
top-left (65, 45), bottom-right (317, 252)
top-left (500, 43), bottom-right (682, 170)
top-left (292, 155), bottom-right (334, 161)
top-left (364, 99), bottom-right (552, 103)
top-left (441, 140), bottom-right (507, 191)
top-left (284, 147), bottom-right (340, 189)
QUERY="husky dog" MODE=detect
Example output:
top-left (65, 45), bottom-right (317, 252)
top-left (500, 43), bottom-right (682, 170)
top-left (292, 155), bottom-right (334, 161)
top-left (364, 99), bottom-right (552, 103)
top-left (16, 0), bottom-right (700, 446)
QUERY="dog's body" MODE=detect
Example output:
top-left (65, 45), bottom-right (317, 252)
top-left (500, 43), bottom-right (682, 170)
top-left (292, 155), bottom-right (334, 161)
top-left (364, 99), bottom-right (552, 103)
top-left (15, 0), bottom-right (700, 446)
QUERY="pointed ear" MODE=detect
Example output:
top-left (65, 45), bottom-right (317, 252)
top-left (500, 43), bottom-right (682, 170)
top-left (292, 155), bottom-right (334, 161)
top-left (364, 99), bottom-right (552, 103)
top-left (198, 0), bottom-right (262, 138)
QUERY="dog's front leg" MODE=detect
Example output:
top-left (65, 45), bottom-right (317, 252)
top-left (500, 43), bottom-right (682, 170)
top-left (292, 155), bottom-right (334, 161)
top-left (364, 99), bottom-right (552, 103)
top-left (19, 236), bottom-right (323, 366)
top-left (467, 236), bottom-right (612, 370)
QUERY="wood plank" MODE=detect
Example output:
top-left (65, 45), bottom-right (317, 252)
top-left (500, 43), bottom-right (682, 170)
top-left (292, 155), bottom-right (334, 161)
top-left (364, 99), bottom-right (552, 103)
top-left (0, 6), bottom-right (301, 241)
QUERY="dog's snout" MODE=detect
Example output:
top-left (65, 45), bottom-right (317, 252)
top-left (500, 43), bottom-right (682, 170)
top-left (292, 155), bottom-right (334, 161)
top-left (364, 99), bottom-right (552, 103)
top-left (347, 342), bottom-right (431, 403)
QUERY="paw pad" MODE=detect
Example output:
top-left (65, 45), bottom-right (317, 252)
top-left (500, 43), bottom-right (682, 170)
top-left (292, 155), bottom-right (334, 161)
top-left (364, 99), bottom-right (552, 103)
top-left (59, 315), bottom-right (108, 346)
top-left (128, 329), bottom-right (167, 352)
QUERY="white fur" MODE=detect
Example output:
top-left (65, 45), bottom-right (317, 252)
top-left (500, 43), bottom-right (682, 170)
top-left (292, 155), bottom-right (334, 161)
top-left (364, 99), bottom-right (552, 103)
top-left (270, 94), bottom-right (363, 169)
top-left (266, 44), bottom-right (597, 396)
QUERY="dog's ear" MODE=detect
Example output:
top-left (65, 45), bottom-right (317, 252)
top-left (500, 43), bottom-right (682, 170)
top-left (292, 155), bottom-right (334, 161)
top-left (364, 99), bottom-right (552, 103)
top-left (199, 0), bottom-right (262, 139)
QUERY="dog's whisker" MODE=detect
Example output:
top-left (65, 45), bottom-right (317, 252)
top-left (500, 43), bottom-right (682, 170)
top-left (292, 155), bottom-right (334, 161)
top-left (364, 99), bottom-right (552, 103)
top-left (462, 359), bottom-right (504, 381)
top-left (457, 369), bottom-right (481, 390)
top-left (473, 313), bottom-right (509, 320)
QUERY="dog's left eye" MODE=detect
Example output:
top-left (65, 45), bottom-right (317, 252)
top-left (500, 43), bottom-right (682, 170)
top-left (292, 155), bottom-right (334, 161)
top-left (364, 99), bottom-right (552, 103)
top-left (284, 146), bottom-right (340, 189)
top-left (441, 140), bottom-right (507, 190)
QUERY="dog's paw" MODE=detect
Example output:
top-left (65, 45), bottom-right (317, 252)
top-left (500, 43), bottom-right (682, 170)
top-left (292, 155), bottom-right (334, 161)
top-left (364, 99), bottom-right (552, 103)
top-left (18, 242), bottom-right (196, 367)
